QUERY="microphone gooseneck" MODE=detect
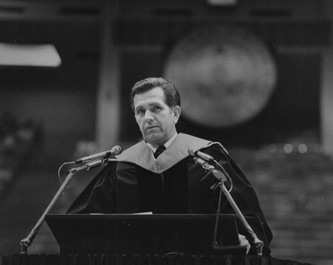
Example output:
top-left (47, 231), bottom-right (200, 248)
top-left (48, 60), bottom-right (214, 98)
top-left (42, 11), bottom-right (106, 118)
top-left (75, 145), bottom-right (122, 164)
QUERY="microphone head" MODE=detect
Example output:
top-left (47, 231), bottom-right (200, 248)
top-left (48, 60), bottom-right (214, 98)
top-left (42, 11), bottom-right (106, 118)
top-left (188, 147), bottom-right (198, 156)
top-left (212, 169), bottom-right (227, 182)
top-left (112, 145), bottom-right (123, 155)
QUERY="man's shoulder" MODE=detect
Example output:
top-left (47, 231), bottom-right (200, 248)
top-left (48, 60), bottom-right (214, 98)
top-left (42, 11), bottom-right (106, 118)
top-left (176, 133), bottom-right (211, 146)
top-left (178, 133), bottom-right (228, 154)
top-left (116, 140), bottom-right (147, 159)
top-left (177, 133), bottom-right (209, 142)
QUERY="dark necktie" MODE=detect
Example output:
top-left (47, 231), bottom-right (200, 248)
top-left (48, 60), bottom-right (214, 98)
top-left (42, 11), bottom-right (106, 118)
top-left (154, 146), bottom-right (166, 158)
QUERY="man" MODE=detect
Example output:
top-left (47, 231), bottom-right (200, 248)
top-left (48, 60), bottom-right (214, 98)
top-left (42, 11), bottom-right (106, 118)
top-left (67, 77), bottom-right (272, 255)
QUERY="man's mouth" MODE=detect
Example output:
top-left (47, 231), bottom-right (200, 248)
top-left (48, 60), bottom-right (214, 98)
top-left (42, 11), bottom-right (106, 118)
top-left (145, 126), bottom-right (159, 131)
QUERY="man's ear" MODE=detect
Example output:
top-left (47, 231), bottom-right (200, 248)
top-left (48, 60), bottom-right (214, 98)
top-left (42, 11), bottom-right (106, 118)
top-left (172, 106), bottom-right (181, 124)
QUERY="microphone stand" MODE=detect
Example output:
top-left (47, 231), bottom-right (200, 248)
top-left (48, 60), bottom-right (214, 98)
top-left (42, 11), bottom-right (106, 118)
top-left (19, 158), bottom-right (109, 254)
top-left (210, 161), bottom-right (264, 256)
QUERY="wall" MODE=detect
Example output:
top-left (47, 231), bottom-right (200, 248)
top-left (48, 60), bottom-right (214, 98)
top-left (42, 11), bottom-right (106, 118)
top-left (0, 88), bottom-right (96, 159)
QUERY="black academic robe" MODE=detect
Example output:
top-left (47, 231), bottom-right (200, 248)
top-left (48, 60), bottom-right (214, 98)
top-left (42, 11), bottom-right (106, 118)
top-left (67, 133), bottom-right (273, 255)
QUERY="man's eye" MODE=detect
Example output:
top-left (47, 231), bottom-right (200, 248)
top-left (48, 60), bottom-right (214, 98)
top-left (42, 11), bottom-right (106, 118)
top-left (136, 109), bottom-right (145, 115)
top-left (152, 106), bottom-right (161, 112)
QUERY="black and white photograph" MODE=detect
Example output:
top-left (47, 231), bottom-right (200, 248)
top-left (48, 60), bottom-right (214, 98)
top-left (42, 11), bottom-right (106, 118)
top-left (0, 1), bottom-right (332, 265)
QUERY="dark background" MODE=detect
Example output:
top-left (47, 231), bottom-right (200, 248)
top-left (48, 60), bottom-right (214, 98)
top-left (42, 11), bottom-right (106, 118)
top-left (0, 1), bottom-right (332, 264)
top-left (0, 0), bottom-right (329, 158)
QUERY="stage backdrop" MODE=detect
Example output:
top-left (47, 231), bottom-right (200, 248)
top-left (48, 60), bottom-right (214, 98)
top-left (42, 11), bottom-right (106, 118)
top-left (117, 24), bottom-right (321, 147)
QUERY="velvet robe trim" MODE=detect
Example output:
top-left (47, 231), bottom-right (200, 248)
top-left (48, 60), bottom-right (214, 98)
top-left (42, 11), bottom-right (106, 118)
top-left (116, 133), bottom-right (212, 174)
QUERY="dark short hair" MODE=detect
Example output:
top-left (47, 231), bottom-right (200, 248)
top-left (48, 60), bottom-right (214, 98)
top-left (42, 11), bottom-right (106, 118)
top-left (130, 77), bottom-right (181, 111)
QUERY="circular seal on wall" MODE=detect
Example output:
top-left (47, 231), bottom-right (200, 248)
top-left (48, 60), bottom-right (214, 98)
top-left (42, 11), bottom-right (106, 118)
top-left (164, 25), bottom-right (277, 128)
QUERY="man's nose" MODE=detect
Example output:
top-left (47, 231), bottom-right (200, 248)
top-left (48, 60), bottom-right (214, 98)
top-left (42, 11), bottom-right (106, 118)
top-left (144, 110), bottom-right (154, 120)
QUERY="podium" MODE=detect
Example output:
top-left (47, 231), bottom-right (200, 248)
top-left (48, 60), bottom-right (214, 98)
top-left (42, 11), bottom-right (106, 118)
top-left (45, 214), bottom-right (247, 255)
top-left (0, 214), bottom-right (313, 265)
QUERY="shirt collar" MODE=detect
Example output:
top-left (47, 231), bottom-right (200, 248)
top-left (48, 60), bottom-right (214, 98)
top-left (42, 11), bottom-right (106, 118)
top-left (146, 132), bottom-right (178, 153)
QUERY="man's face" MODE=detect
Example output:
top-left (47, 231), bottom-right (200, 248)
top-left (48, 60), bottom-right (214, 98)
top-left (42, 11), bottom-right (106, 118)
top-left (133, 86), bottom-right (181, 147)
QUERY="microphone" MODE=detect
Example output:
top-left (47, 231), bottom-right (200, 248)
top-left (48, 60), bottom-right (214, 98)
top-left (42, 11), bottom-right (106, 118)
top-left (211, 169), bottom-right (227, 182)
top-left (188, 147), bottom-right (214, 161)
top-left (193, 157), bottom-right (215, 171)
top-left (75, 145), bottom-right (122, 163)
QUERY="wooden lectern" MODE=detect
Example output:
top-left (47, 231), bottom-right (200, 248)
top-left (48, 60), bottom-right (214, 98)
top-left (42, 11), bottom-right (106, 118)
top-left (0, 214), bottom-right (312, 265)
top-left (45, 214), bottom-right (247, 255)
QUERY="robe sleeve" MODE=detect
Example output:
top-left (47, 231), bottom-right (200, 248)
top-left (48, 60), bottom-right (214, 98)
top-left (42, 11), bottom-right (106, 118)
top-left (66, 162), bottom-right (118, 214)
